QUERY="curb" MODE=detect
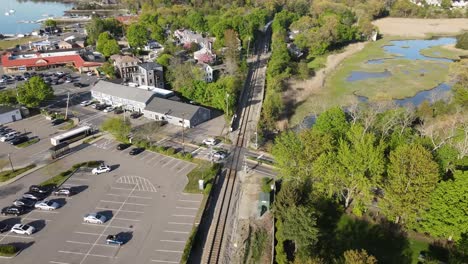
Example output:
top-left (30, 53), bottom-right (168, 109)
top-left (0, 164), bottom-right (46, 187)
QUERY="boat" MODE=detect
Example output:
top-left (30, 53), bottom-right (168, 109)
top-left (9, 9), bottom-right (15, 13)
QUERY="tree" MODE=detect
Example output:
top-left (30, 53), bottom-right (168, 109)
top-left (96, 32), bottom-right (120, 57)
top-left (381, 144), bottom-right (439, 227)
top-left (101, 117), bottom-right (131, 142)
top-left (314, 107), bottom-right (349, 140)
top-left (0, 90), bottom-right (18, 105)
top-left (441, 0), bottom-right (452, 9)
top-left (313, 125), bottom-right (384, 209)
top-left (282, 206), bottom-right (319, 254)
top-left (343, 249), bottom-right (378, 264)
top-left (156, 54), bottom-right (172, 68)
top-left (224, 29), bottom-right (240, 76)
top-left (17, 76), bottom-right (53, 107)
top-left (126, 23), bottom-right (149, 50)
top-left (44, 19), bottom-right (57, 28)
top-left (86, 17), bottom-right (106, 45)
top-left (420, 170), bottom-right (468, 241)
top-left (272, 131), bottom-right (304, 181)
top-left (456, 33), bottom-right (468, 50)
top-left (99, 62), bottom-right (116, 79)
top-left (185, 10), bottom-right (208, 32)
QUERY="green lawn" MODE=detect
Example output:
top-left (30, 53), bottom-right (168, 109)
top-left (409, 238), bottom-right (429, 264)
top-left (17, 138), bottom-right (40, 148)
top-left (0, 36), bottom-right (42, 50)
top-left (290, 36), bottom-right (461, 126)
top-left (420, 45), bottom-right (468, 60)
top-left (183, 160), bottom-right (220, 194)
top-left (0, 164), bottom-right (36, 182)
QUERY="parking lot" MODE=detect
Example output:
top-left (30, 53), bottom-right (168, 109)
top-left (0, 137), bottom-right (201, 264)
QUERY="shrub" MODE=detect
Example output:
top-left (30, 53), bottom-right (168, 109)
top-left (456, 32), bottom-right (468, 50)
top-left (204, 183), bottom-right (212, 195)
top-left (261, 177), bottom-right (273, 193)
top-left (0, 245), bottom-right (17, 256)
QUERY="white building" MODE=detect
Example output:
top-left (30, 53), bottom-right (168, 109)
top-left (91, 81), bottom-right (154, 112)
top-left (0, 105), bottom-right (22, 125)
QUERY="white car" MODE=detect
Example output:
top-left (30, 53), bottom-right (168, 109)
top-left (84, 213), bottom-right (106, 224)
top-left (10, 224), bottom-right (35, 236)
top-left (213, 151), bottom-right (227, 160)
top-left (80, 100), bottom-right (92, 106)
top-left (103, 106), bottom-right (115, 113)
top-left (56, 71), bottom-right (64, 76)
top-left (92, 165), bottom-right (111, 175)
top-left (35, 200), bottom-right (60, 210)
top-left (86, 72), bottom-right (93, 76)
top-left (202, 138), bottom-right (217, 146)
top-left (0, 132), bottom-right (18, 142)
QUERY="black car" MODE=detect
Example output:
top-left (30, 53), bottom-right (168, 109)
top-left (1, 206), bottom-right (24, 216)
top-left (129, 147), bottom-right (144, 155)
top-left (73, 82), bottom-right (85, 88)
top-left (0, 222), bottom-right (9, 233)
top-left (30, 185), bottom-right (55, 194)
top-left (22, 191), bottom-right (47, 201)
top-left (117, 143), bottom-right (131, 150)
top-left (51, 118), bottom-right (65, 126)
top-left (95, 104), bottom-right (107, 111)
top-left (10, 136), bottom-right (28, 146)
top-left (130, 112), bottom-right (142, 119)
top-left (13, 198), bottom-right (36, 208)
top-left (114, 108), bottom-right (123, 114)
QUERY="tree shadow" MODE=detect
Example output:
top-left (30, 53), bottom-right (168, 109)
top-left (71, 185), bottom-right (88, 195)
top-left (116, 231), bottom-right (133, 244)
top-left (48, 197), bottom-right (67, 208)
top-left (26, 219), bottom-right (46, 233)
top-left (6, 241), bottom-right (34, 255)
top-left (110, 164), bottom-right (120, 171)
top-left (332, 216), bottom-right (412, 263)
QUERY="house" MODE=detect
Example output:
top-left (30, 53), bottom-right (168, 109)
top-left (75, 40), bottom-right (85, 48)
top-left (143, 97), bottom-right (211, 128)
top-left (144, 40), bottom-right (163, 51)
top-left (0, 105), bottom-right (22, 125)
top-left (199, 63), bottom-right (214, 82)
top-left (58, 41), bottom-right (72, 50)
top-left (131, 62), bottom-right (164, 88)
top-left (91, 81), bottom-right (154, 112)
top-left (194, 47), bottom-right (216, 64)
top-left (110, 55), bottom-right (140, 81)
top-left (1, 50), bottom-right (104, 73)
top-left (29, 40), bottom-right (55, 51)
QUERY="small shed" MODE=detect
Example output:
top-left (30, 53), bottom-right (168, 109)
top-left (0, 105), bottom-right (22, 125)
top-left (257, 192), bottom-right (271, 217)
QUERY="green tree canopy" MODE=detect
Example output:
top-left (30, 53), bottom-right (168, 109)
top-left (314, 107), bottom-right (349, 140)
top-left (96, 32), bottom-right (120, 57)
top-left (420, 170), bottom-right (468, 241)
top-left (343, 249), bottom-right (378, 264)
top-left (0, 90), bottom-right (18, 106)
top-left (456, 32), bottom-right (468, 50)
top-left (17, 76), bottom-right (54, 107)
top-left (282, 205), bottom-right (319, 255)
top-left (126, 23), bottom-right (149, 49)
top-left (44, 19), bottom-right (57, 28)
top-left (381, 144), bottom-right (439, 227)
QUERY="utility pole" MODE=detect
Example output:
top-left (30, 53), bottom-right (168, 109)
top-left (8, 153), bottom-right (14, 172)
top-left (246, 37), bottom-right (251, 59)
top-left (181, 113), bottom-right (185, 153)
top-left (255, 128), bottom-right (258, 150)
top-left (65, 92), bottom-right (70, 120)
top-left (225, 93), bottom-right (230, 143)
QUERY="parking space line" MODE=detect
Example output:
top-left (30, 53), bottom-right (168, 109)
top-left (146, 155), bottom-right (159, 164)
top-left (0, 234), bottom-right (35, 240)
top-left (114, 217), bottom-right (140, 222)
top-left (82, 223), bottom-right (133, 229)
top-left (67, 240), bottom-right (115, 248)
top-left (158, 156), bottom-right (170, 164)
top-left (96, 207), bottom-right (144, 213)
top-left (175, 206), bottom-right (198, 210)
top-left (162, 158), bottom-right (178, 168)
top-left (168, 222), bottom-right (193, 226)
top-left (177, 163), bottom-right (192, 172)
top-left (172, 214), bottom-right (195, 218)
top-left (170, 160), bottom-right (186, 170)
top-left (155, 249), bottom-right (183, 253)
top-left (163, 230), bottom-right (189, 234)
top-left (106, 193), bottom-right (121, 197)
top-left (31, 210), bottom-right (60, 214)
top-left (151, 260), bottom-right (178, 263)
top-left (139, 153), bottom-right (152, 161)
top-left (74, 231), bottom-right (101, 236)
top-left (129, 195), bottom-right (152, 200)
top-left (50, 261), bottom-right (71, 264)
top-left (160, 239), bottom-right (185, 243)
top-left (100, 200), bottom-right (149, 206)
top-left (178, 200), bottom-right (200, 203)
top-left (58, 251), bottom-right (112, 258)
top-left (111, 187), bottom-right (134, 191)
top-left (68, 178), bottom-right (89, 181)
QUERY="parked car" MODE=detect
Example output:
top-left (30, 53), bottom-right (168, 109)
top-left (13, 198), bottom-right (36, 208)
top-left (51, 119), bottom-right (64, 126)
top-left (202, 138), bottom-right (217, 146)
top-left (10, 224), bottom-right (35, 236)
top-left (56, 71), bottom-right (65, 76)
top-left (95, 104), bottom-right (107, 111)
top-left (29, 185), bottom-right (55, 194)
top-left (0, 222), bottom-right (9, 233)
top-left (106, 234), bottom-right (125, 245)
top-left (86, 72), bottom-right (93, 76)
top-left (9, 136), bottom-right (28, 145)
top-left (130, 112), bottom-right (142, 119)
top-left (0, 132), bottom-right (19, 142)
top-left (91, 165), bottom-right (111, 175)
top-left (129, 148), bottom-right (144, 156)
top-left (103, 106), bottom-right (115, 113)
top-left (35, 200), bottom-right (60, 210)
top-left (114, 108), bottom-right (123, 114)
top-left (1, 206), bottom-right (24, 216)
top-left (116, 143), bottom-right (131, 150)
top-left (52, 187), bottom-right (75, 197)
top-left (213, 150), bottom-right (227, 160)
top-left (83, 213), bottom-right (106, 224)
top-left (80, 100), bottom-right (92, 106)
top-left (74, 82), bottom-right (85, 88)
top-left (22, 192), bottom-right (47, 201)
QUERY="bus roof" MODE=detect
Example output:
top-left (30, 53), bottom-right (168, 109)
top-left (51, 126), bottom-right (90, 141)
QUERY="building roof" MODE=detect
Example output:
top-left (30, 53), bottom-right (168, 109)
top-left (92, 81), bottom-right (155, 104)
top-left (144, 97), bottom-right (206, 120)
top-left (138, 62), bottom-right (162, 71)
top-left (110, 55), bottom-right (140, 64)
top-left (0, 105), bottom-right (17, 114)
top-left (58, 40), bottom-right (72, 47)
top-left (1, 51), bottom-right (102, 69)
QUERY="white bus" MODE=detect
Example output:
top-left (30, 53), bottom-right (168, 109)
top-left (50, 126), bottom-right (91, 146)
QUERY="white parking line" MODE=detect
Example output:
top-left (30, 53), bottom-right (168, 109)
top-left (114, 217), bottom-right (140, 222)
top-left (82, 223), bottom-right (132, 229)
top-left (68, 178), bottom-right (89, 181)
top-left (158, 156), bottom-right (170, 164)
top-left (74, 231), bottom-right (101, 236)
top-left (95, 207), bottom-right (144, 213)
top-left (66, 240), bottom-right (115, 248)
top-left (100, 200), bottom-right (149, 206)
top-left (156, 249), bottom-right (183, 253)
top-left (139, 153), bottom-right (152, 161)
top-left (175, 206), bottom-right (198, 210)
top-left (58, 251), bottom-right (111, 258)
top-left (163, 230), bottom-right (189, 234)
top-left (151, 260), bottom-right (178, 263)
top-left (146, 155), bottom-right (159, 164)
top-left (32, 210), bottom-right (60, 214)
top-left (172, 214), bottom-right (195, 218)
top-left (0, 234), bottom-right (35, 240)
top-left (129, 195), bottom-right (152, 200)
top-left (50, 261), bottom-right (71, 264)
top-left (162, 159), bottom-right (178, 168)
top-left (111, 187), bottom-right (134, 191)
top-left (0, 215), bottom-right (53, 222)
top-left (178, 200), bottom-right (200, 203)
top-left (160, 240), bottom-right (185, 243)
top-left (177, 163), bottom-right (192, 172)
top-left (169, 160), bottom-right (185, 170)
top-left (168, 222), bottom-right (193, 226)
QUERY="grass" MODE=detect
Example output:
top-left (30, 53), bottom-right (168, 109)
top-left (17, 138), bottom-right (40, 148)
top-left (0, 245), bottom-right (17, 257)
top-left (183, 160), bottom-right (220, 194)
top-left (308, 54), bottom-right (328, 71)
top-left (289, 36), bottom-right (460, 126)
top-left (180, 226), bottom-right (198, 263)
top-left (0, 36), bottom-right (42, 50)
top-left (39, 161), bottom-right (101, 187)
top-left (0, 164), bottom-right (36, 182)
top-left (247, 228), bottom-right (268, 263)
top-left (60, 119), bottom-right (76, 131)
top-left (409, 238), bottom-right (429, 264)
top-left (420, 45), bottom-right (468, 60)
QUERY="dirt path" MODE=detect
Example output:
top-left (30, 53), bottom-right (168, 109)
top-left (279, 42), bottom-right (366, 129)
top-left (373, 17), bottom-right (468, 38)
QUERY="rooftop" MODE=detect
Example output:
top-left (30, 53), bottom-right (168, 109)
top-left (144, 97), bottom-right (206, 120)
top-left (0, 105), bottom-right (17, 115)
top-left (1, 50), bottom-right (103, 68)
top-left (92, 81), bottom-right (155, 104)
top-left (139, 62), bottom-right (163, 71)
top-left (110, 55), bottom-right (140, 64)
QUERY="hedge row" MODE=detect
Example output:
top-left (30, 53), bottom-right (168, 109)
top-left (132, 139), bottom-right (193, 161)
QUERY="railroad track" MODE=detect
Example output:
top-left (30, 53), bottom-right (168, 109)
top-left (204, 38), bottom-right (266, 264)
